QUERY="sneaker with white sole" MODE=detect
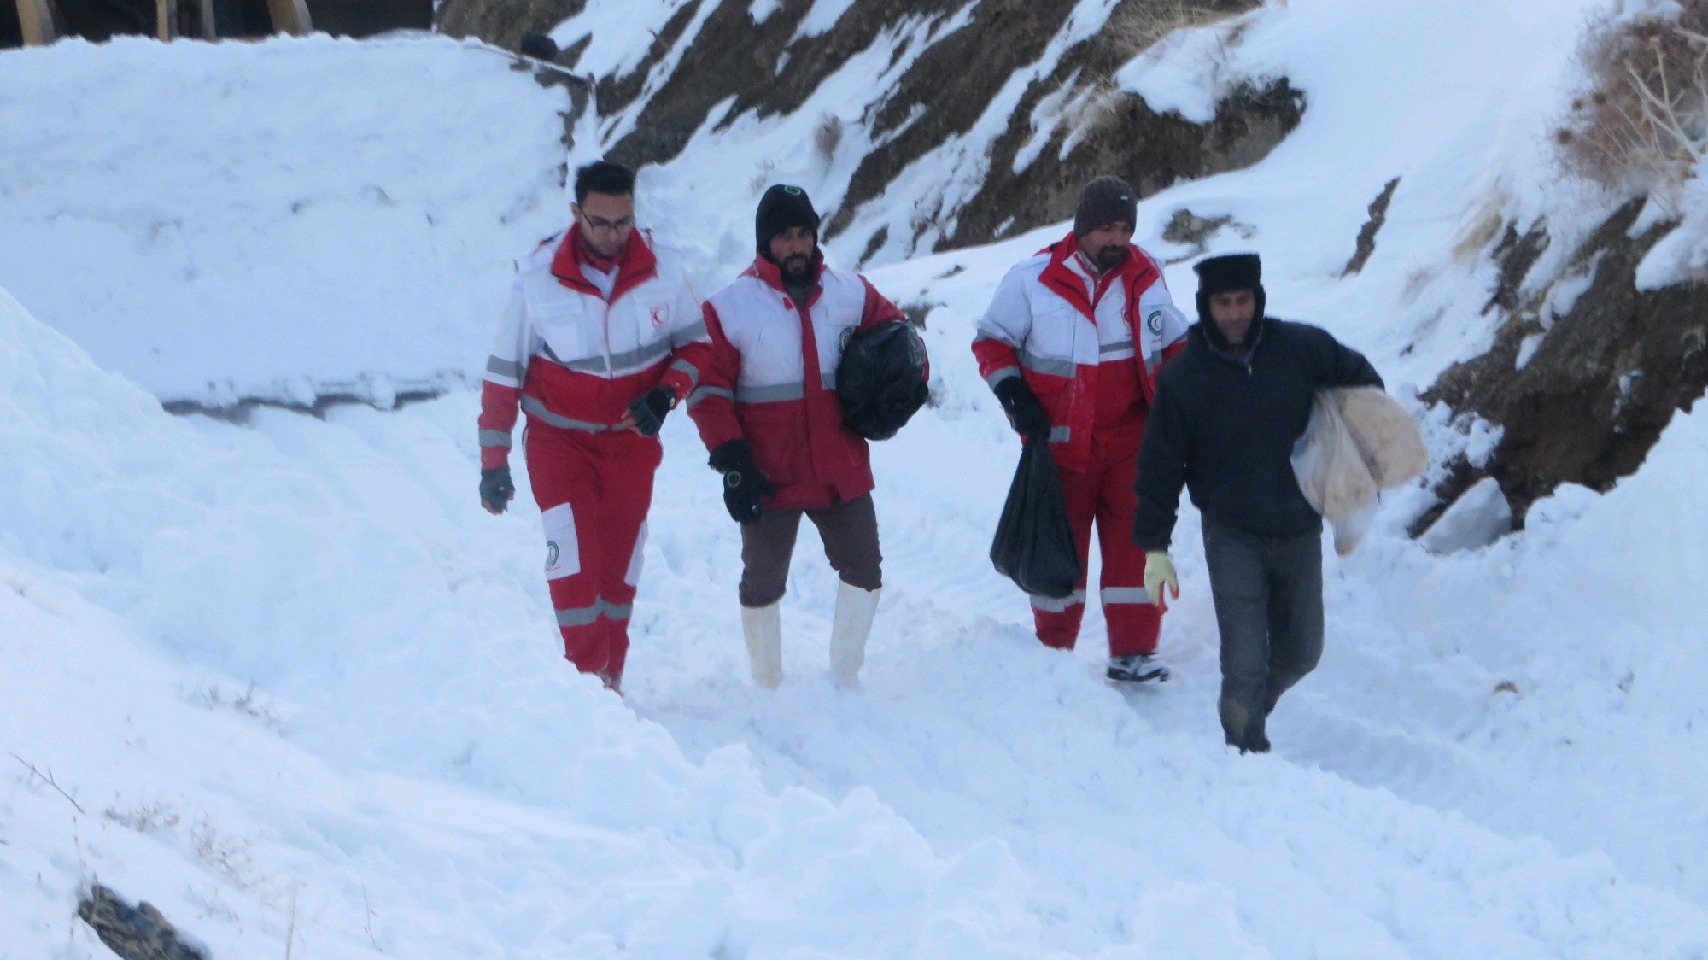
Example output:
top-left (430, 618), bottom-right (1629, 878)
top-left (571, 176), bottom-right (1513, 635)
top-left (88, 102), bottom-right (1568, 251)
top-left (1107, 653), bottom-right (1170, 683)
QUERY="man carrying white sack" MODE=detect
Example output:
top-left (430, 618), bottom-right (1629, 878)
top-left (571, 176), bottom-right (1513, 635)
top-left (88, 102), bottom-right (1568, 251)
top-left (1132, 252), bottom-right (1384, 753)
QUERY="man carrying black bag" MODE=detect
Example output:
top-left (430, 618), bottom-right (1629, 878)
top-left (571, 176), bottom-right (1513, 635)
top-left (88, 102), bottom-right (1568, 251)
top-left (973, 176), bottom-right (1190, 682)
top-left (688, 185), bottom-right (928, 689)
top-left (990, 436), bottom-right (1081, 600)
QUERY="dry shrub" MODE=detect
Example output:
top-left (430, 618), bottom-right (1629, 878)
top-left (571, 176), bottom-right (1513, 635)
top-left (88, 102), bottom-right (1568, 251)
top-left (813, 113), bottom-right (844, 163)
top-left (1558, 1), bottom-right (1708, 196)
top-left (1063, 77), bottom-right (1132, 137)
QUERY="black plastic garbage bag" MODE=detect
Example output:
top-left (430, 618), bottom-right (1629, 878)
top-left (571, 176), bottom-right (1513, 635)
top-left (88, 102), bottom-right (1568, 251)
top-left (990, 436), bottom-right (1081, 598)
top-left (838, 320), bottom-right (930, 441)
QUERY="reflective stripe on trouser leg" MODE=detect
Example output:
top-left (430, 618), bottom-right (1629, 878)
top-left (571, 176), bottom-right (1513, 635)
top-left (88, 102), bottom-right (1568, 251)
top-left (1102, 588), bottom-right (1162, 659)
top-left (1094, 446), bottom-right (1161, 658)
top-left (526, 425), bottom-right (661, 685)
top-left (1030, 589), bottom-right (1086, 650)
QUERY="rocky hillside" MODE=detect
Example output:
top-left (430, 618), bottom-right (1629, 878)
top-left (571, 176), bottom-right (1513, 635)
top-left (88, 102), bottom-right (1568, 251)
top-left (438, 0), bottom-right (1297, 263)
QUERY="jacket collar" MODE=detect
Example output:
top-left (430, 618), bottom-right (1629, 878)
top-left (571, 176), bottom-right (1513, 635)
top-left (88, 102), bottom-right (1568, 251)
top-left (549, 225), bottom-right (658, 300)
top-left (1037, 230), bottom-right (1157, 320)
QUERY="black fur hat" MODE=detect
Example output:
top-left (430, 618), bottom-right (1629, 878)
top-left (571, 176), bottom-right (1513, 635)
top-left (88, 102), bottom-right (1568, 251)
top-left (756, 184), bottom-right (820, 253)
top-left (1073, 176), bottom-right (1138, 236)
top-left (1193, 252), bottom-right (1266, 325)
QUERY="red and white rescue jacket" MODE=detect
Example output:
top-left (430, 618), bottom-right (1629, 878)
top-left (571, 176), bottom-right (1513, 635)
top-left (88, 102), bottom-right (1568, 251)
top-left (688, 256), bottom-right (910, 510)
top-left (478, 226), bottom-right (711, 469)
top-left (973, 232), bottom-right (1190, 472)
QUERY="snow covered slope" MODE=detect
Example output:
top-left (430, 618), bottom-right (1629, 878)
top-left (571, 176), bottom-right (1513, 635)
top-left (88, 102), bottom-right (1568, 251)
top-left (0, 35), bottom-right (568, 409)
top-left (4, 1), bottom-right (1708, 957)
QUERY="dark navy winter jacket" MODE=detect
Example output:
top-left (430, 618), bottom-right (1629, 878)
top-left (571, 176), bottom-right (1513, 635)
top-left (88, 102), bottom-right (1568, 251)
top-left (1132, 317), bottom-right (1382, 548)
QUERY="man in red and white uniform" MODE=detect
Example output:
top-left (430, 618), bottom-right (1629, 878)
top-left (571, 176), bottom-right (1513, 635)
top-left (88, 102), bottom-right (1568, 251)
top-left (972, 176), bottom-right (1190, 684)
top-left (477, 160), bottom-right (710, 692)
top-left (688, 184), bottom-right (925, 690)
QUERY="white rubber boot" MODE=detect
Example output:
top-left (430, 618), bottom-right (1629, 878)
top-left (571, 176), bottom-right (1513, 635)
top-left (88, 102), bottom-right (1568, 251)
top-left (740, 602), bottom-right (783, 690)
top-left (829, 583), bottom-right (881, 688)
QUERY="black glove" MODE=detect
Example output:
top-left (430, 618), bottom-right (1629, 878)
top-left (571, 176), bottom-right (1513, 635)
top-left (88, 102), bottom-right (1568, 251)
top-left (708, 440), bottom-right (775, 525)
top-left (480, 466), bottom-right (515, 515)
top-left (626, 386), bottom-right (676, 437)
top-left (993, 377), bottom-right (1050, 439)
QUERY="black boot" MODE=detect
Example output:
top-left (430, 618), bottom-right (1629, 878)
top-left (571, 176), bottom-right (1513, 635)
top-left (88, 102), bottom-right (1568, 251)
top-left (1219, 695), bottom-right (1271, 754)
top-left (1241, 713), bottom-right (1271, 753)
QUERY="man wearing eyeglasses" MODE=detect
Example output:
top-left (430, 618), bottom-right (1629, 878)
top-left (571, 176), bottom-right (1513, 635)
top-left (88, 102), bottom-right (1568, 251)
top-left (687, 184), bottom-right (925, 690)
top-left (477, 159), bottom-right (710, 693)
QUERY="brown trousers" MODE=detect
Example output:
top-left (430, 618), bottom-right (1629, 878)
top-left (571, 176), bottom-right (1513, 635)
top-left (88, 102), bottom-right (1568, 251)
top-left (739, 494), bottom-right (882, 607)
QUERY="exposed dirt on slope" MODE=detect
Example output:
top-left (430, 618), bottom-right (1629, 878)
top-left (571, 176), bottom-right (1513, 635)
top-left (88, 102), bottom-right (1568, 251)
top-left (436, 0), bottom-right (584, 51)
top-left (437, 0), bottom-right (1290, 257)
top-left (1417, 199), bottom-right (1708, 533)
top-left (606, 0), bottom-right (972, 169)
top-left (941, 77), bottom-right (1302, 254)
top-left (830, 0), bottom-right (1280, 254)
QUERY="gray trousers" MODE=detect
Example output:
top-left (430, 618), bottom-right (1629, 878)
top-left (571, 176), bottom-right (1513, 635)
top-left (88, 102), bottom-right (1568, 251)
top-left (1201, 516), bottom-right (1324, 746)
top-left (739, 495), bottom-right (882, 608)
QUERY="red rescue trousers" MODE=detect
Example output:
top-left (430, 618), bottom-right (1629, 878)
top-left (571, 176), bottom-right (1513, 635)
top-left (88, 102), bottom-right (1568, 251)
top-left (1032, 432), bottom-right (1162, 657)
top-left (524, 424), bottom-right (661, 689)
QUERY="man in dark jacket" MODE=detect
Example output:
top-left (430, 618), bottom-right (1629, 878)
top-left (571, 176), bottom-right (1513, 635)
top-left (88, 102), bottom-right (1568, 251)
top-left (1132, 252), bottom-right (1382, 752)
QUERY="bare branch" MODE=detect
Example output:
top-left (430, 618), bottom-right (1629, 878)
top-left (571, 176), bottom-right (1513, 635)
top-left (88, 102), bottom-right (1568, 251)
top-left (10, 753), bottom-right (86, 815)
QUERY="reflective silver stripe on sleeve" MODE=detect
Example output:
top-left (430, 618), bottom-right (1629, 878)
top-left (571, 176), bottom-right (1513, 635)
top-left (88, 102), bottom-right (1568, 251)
top-left (688, 385), bottom-right (735, 409)
top-left (1143, 349), bottom-right (1162, 375)
top-left (669, 357), bottom-right (700, 385)
top-left (1030, 589), bottom-right (1087, 613)
top-left (1048, 425), bottom-right (1071, 443)
top-left (984, 366), bottom-right (1021, 388)
top-left (820, 372), bottom-right (836, 391)
top-left (486, 356), bottom-right (524, 384)
top-left (670, 320), bottom-right (709, 347)
top-left (555, 597), bottom-right (633, 628)
top-left (1101, 586), bottom-right (1153, 606)
top-left (521, 395), bottom-right (611, 433)
top-left (737, 382), bottom-right (806, 403)
top-left (1019, 349), bottom-right (1075, 378)
top-left (478, 430), bottom-right (512, 449)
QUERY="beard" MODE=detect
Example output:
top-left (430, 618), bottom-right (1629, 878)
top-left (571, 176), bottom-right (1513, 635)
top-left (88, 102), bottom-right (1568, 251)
top-left (780, 253), bottom-right (813, 279)
top-left (1093, 244), bottom-right (1130, 272)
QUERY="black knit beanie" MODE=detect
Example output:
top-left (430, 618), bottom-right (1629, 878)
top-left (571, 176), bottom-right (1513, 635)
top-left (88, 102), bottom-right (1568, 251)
top-left (1193, 252), bottom-right (1266, 325)
top-left (1073, 176), bottom-right (1138, 236)
top-left (756, 184), bottom-right (820, 253)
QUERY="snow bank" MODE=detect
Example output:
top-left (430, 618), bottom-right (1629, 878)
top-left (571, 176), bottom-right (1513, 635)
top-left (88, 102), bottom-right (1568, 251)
top-left (0, 277), bottom-right (1054, 957)
top-left (0, 35), bottom-right (569, 408)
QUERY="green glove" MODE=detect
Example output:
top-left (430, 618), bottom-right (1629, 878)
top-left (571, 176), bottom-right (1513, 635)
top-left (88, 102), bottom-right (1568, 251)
top-left (1145, 551), bottom-right (1179, 610)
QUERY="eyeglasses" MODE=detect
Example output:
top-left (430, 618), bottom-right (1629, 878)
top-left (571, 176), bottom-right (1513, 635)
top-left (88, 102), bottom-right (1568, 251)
top-left (580, 212), bottom-right (634, 233)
